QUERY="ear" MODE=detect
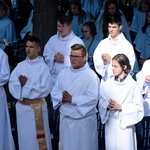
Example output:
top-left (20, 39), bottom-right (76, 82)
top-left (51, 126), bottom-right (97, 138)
top-left (83, 56), bottom-right (86, 62)
top-left (119, 25), bottom-right (123, 31)
top-left (37, 46), bottom-right (41, 53)
top-left (69, 24), bottom-right (72, 30)
top-left (123, 65), bottom-right (127, 71)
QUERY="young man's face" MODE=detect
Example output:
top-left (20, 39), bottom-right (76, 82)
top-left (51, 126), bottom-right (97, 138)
top-left (108, 23), bottom-right (122, 39)
top-left (70, 49), bottom-right (86, 69)
top-left (57, 21), bottom-right (71, 38)
top-left (26, 41), bottom-right (40, 60)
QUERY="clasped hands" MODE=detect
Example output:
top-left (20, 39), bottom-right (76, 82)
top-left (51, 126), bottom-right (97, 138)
top-left (18, 75), bottom-right (28, 86)
top-left (102, 53), bottom-right (111, 65)
top-left (54, 52), bottom-right (64, 63)
top-left (62, 90), bottom-right (72, 103)
top-left (107, 99), bottom-right (122, 110)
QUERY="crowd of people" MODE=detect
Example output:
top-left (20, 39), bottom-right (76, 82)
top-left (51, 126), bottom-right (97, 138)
top-left (1, 0), bottom-right (150, 150)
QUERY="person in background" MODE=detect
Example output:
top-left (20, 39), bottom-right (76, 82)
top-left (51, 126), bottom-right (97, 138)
top-left (81, 21), bottom-right (99, 72)
top-left (133, 8), bottom-right (150, 66)
top-left (0, 0), bottom-right (17, 69)
top-left (43, 14), bottom-right (84, 87)
top-left (119, 0), bottom-right (139, 26)
top-left (129, 0), bottom-right (150, 42)
top-left (81, 0), bottom-right (104, 21)
top-left (93, 14), bottom-right (137, 85)
top-left (20, 9), bottom-right (33, 40)
top-left (95, 0), bottom-right (132, 43)
top-left (0, 0), bottom-right (17, 50)
top-left (0, 49), bottom-right (16, 150)
top-left (20, 0), bottom-right (34, 40)
top-left (51, 44), bottom-right (100, 150)
top-left (65, 0), bottom-right (91, 37)
top-left (99, 53), bottom-right (144, 150)
top-left (9, 36), bottom-right (53, 150)
top-left (136, 59), bottom-right (150, 116)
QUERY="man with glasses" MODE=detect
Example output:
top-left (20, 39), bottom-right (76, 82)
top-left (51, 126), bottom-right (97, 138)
top-left (51, 44), bottom-right (100, 150)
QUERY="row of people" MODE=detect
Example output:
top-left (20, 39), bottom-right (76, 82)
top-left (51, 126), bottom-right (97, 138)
top-left (1, 36), bottom-right (144, 150)
top-left (2, 13), bottom-right (150, 150)
top-left (1, 0), bottom-right (150, 69)
top-left (17, 0), bottom-right (150, 67)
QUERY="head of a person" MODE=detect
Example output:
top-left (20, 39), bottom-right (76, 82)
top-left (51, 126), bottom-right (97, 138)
top-left (82, 22), bottom-right (97, 39)
top-left (139, 0), bottom-right (150, 12)
top-left (108, 14), bottom-right (122, 39)
top-left (104, 0), bottom-right (119, 16)
top-left (70, 44), bottom-right (87, 69)
top-left (57, 14), bottom-right (72, 38)
top-left (25, 36), bottom-right (41, 60)
top-left (69, 0), bottom-right (82, 15)
top-left (112, 53), bottom-right (131, 78)
top-left (146, 9), bottom-right (150, 24)
top-left (142, 8), bottom-right (150, 33)
top-left (0, 0), bottom-right (9, 19)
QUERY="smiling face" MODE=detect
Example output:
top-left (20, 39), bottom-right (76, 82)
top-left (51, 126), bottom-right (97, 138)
top-left (26, 41), bottom-right (40, 60)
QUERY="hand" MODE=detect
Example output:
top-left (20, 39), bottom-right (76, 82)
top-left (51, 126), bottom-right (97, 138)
top-left (145, 75), bottom-right (150, 82)
top-left (101, 53), bottom-right (111, 65)
top-left (18, 75), bottom-right (28, 86)
top-left (54, 53), bottom-right (64, 63)
top-left (108, 99), bottom-right (122, 110)
top-left (62, 90), bottom-right (72, 103)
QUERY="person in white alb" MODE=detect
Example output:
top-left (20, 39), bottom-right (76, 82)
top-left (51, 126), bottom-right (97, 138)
top-left (9, 36), bottom-right (52, 150)
top-left (93, 14), bottom-right (137, 83)
top-left (43, 14), bottom-right (84, 87)
top-left (99, 53), bottom-right (144, 150)
top-left (51, 44), bottom-right (100, 150)
top-left (0, 49), bottom-right (16, 150)
top-left (136, 59), bottom-right (150, 116)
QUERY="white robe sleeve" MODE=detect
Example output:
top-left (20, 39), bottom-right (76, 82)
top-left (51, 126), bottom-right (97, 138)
top-left (99, 81), bottom-right (110, 124)
top-left (51, 77), bottom-right (63, 110)
top-left (0, 51), bottom-right (10, 86)
top-left (121, 85), bottom-right (144, 129)
top-left (71, 76), bottom-right (100, 116)
top-left (43, 38), bottom-right (55, 72)
top-left (93, 42), bottom-right (107, 77)
top-left (136, 60), bottom-right (150, 94)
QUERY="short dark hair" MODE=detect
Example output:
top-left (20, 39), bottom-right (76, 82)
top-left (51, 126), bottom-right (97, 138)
top-left (25, 36), bottom-right (41, 47)
top-left (71, 44), bottom-right (87, 56)
top-left (108, 14), bottom-right (122, 25)
top-left (57, 14), bottom-right (72, 25)
top-left (112, 53), bottom-right (131, 74)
